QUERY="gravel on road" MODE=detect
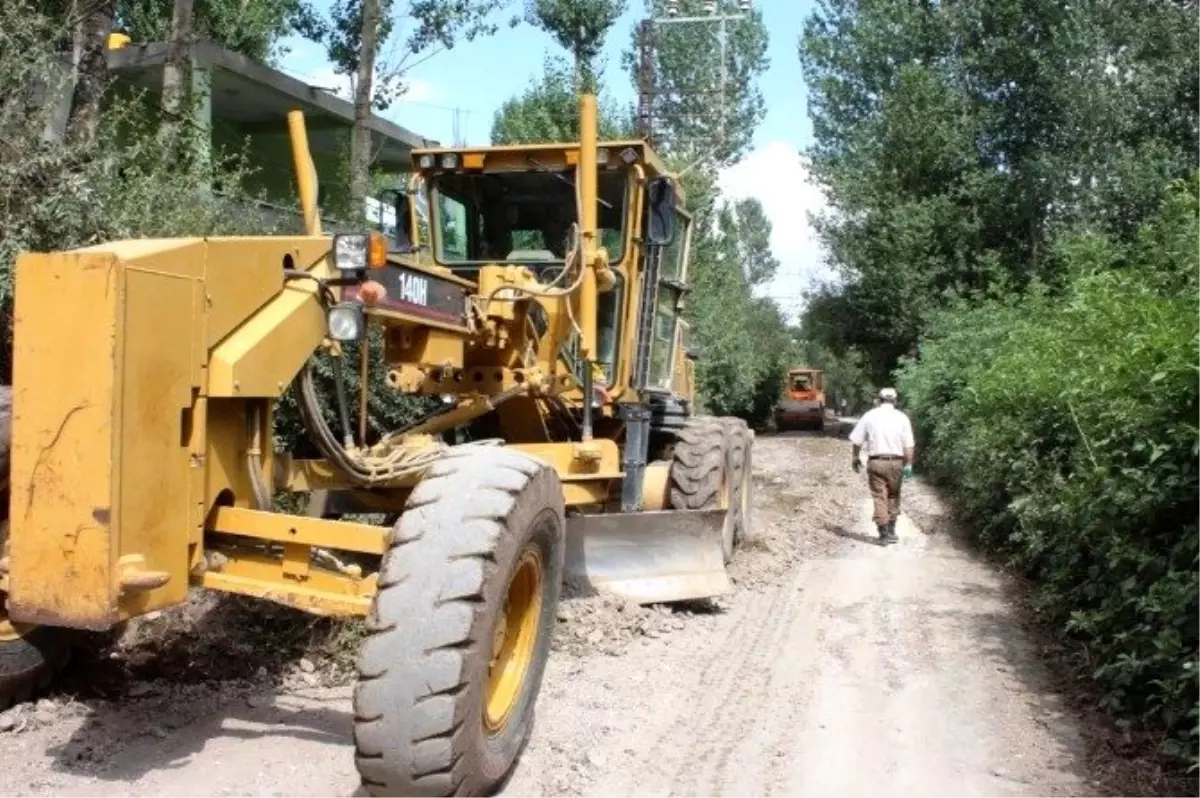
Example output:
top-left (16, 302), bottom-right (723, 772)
top-left (0, 432), bottom-right (1100, 798)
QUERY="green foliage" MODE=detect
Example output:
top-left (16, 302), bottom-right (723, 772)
top-left (314, 0), bottom-right (510, 109)
top-left (897, 180), bottom-right (1200, 769)
top-left (799, 0), bottom-right (1198, 381)
top-left (624, 0), bottom-right (769, 166)
top-left (524, 0), bottom-right (627, 89)
top-left (679, 170), bottom-right (789, 425)
top-left (273, 330), bottom-right (440, 456)
top-left (0, 2), bottom-right (272, 381)
top-left (116, 0), bottom-right (323, 62)
top-left (489, 0), bottom-right (787, 425)
top-left (490, 56), bottom-right (635, 144)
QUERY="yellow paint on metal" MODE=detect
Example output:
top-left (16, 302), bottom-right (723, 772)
top-left (484, 548), bottom-right (542, 735)
top-left (641, 462), bottom-right (671, 511)
top-left (560, 480), bottom-right (612, 507)
top-left (411, 140), bottom-right (674, 189)
top-left (199, 550), bottom-right (375, 617)
top-left (209, 506), bottom-right (386, 555)
top-left (0, 616), bottom-right (27, 643)
top-left (9, 247), bottom-right (198, 629)
top-left (382, 327), bottom-right (466, 373)
top-left (578, 94), bottom-right (599, 361)
top-left (207, 257), bottom-right (332, 398)
top-left (203, 239), bottom-right (326, 348)
top-left (288, 111), bottom-right (321, 236)
top-left (508, 440), bottom-right (621, 477)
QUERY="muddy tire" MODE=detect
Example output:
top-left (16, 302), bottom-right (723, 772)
top-left (0, 386), bottom-right (70, 710)
top-left (353, 446), bottom-right (565, 797)
top-left (719, 419), bottom-right (754, 547)
top-left (668, 417), bottom-right (734, 563)
top-left (0, 623), bottom-right (70, 711)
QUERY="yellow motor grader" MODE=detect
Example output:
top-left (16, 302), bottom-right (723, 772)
top-left (0, 93), bottom-right (753, 795)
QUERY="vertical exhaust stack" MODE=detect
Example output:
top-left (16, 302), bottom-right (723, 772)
top-left (288, 110), bottom-right (322, 237)
top-left (577, 93), bottom-right (599, 441)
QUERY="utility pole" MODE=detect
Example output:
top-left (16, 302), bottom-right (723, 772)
top-left (642, 1), bottom-right (752, 154)
top-left (636, 19), bottom-right (655, 143)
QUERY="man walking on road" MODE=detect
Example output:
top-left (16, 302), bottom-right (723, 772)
top-left (848, 388), bottom-right (915, 545)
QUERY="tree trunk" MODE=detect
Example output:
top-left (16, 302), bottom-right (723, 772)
top-left (42, 1), bottom-right (87, 143)
top-left (349, 0), bottom-right (382, 217)
top-left (159, 0), bottom-right (195, 143)
top-left (67, 0), bottom-right (117, 146)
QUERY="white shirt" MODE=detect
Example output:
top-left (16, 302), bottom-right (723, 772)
top-left (849, 404), bottom-right (915, 457)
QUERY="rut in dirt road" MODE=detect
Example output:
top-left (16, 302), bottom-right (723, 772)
top-left (506, 434), bottom-right (1094, 798)
top-left (0, 434), bottom-right (1096, 798)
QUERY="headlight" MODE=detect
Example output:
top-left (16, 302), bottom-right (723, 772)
top-left (332, 231), bottom-right (387, 272)
top-left (333, 233), bottom-right (368, 272)
top-left (440, 153), bottom-right (458, 169)
top-left (418, 154), bottom-right (435, 169)
top-left (327, 302), bottom-right (364, 342)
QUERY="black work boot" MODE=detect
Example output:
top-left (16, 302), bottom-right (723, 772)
top-left (876, 524), bottom-right (890, 544)
top-left (885, 519), bottom-right (898, 543)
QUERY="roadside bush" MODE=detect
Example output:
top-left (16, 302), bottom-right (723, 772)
top-left (897, 178), bottom-right (1200, 770)
top-left (0, 4), bottom-right (272, 382)
top-left (0, 4), bottom-right (428, 451)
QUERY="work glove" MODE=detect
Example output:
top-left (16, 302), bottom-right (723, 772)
top-left (851, 459), bottom-right (862, 474)
top-left (902, 464), bottom-right (914, 480)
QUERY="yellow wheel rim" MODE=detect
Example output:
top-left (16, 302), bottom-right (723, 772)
top-left (0, 612), bottom-right (31, 644)
top-left (484, 549), bottom-right (543, 735)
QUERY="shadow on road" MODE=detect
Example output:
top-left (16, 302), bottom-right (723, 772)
top-left (37, 593), bottom-right (357, 784)
top-left (824, 523), bottom-right (886, 547)
top-left (44, 687), bottom-right (352, 783)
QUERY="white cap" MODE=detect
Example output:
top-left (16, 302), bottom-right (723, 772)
top-left (879, 387), bottom-right (898, 401)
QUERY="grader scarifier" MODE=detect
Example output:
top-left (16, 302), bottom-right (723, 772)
top-left (0, 93), bottom-right (754, 795)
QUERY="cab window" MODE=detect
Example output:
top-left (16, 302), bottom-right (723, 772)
top-left (646, 210), bottom-right (691, 391)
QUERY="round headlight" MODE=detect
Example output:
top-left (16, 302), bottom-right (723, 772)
top-left (328, 303), bottom-right (363, 341)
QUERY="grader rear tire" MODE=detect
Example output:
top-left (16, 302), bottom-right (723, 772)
top-left (668, 417), bottom-right (735, 563)
top-left (0, 386), bottom-right (70, 710)
top-left (353, 447), bottom-right (565, 797)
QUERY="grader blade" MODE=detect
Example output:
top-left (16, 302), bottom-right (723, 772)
top-left (564, 509), bottom-right (732, 605)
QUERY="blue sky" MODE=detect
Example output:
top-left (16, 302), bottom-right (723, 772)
top-left (277, 0), bottom-right (828, 318)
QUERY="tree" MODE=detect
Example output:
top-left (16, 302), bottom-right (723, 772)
top-left (116, 0), bottom-right (324, 63)
top-left (624, 0), bottom-right (769, 167)
top-left (491, 56), bottom-right (634, 144)
top-left (798, 0), bottom-right (1199, 381)
top-left (159, 0), bottom-right (194, 144)
top-left (726, 198), bottom-right (776, 287)
top-left (349, 0), bottom-right (383, 214)
top-left (315, 0), bottom-right (510, 216)
top-left (67, 0), bottom-right (118, 146)
top-left (524, 0), bottom-right (627, 89)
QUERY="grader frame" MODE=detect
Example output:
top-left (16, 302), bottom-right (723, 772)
top-left (0, 93), bottom-right (754, 795)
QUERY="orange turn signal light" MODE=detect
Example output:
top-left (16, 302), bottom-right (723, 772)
top-left (367, 231), bottom-right (388, 269)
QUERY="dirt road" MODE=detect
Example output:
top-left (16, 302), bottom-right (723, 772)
top-left (0, 434), bottom-right (1097, 797)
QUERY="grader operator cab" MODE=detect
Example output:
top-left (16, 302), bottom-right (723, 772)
top-left (0, 94), bottom-right (754, 796)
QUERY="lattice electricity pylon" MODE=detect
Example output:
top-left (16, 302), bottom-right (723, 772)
top-left (636, 1), bottom-right (754, 159)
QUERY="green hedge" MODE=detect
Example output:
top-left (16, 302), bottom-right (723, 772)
top-left (897, 178), bottom-right (1199, 769)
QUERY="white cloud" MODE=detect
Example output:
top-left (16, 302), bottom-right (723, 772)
top-left (718, 140), bottom-right (833, 322)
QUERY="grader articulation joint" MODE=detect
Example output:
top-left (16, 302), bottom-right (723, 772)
top-left (0, 92), bottom-right (755, 796)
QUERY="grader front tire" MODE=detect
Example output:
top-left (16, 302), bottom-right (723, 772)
top-left (353, 447), bottom-right (565, 797)
top-left (668, 417), bottom-right (735, 563)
